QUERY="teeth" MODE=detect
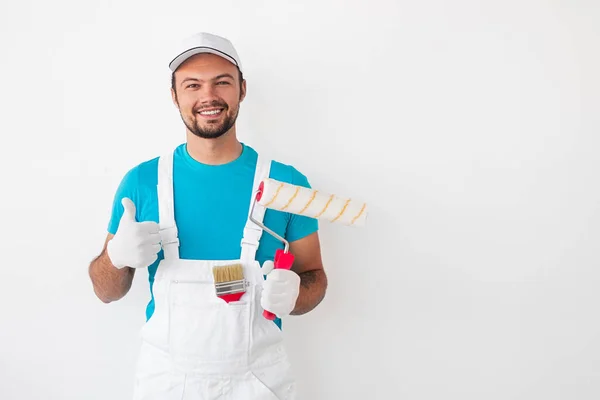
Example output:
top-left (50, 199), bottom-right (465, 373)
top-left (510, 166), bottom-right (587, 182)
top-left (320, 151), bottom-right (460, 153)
top-left (199, 109), bottom-right (222, 115)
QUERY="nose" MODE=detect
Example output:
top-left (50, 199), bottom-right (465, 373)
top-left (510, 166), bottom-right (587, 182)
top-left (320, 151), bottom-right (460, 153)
top-left (198, 83), bottom-right (218, 103)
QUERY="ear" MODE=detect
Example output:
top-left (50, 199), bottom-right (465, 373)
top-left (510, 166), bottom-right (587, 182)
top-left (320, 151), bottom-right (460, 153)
top-left (239, 79), bottom-right (247, 102)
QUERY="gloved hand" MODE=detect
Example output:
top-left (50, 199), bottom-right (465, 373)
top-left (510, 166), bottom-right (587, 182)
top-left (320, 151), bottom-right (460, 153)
top-left (107, 197), bottom-right (161, 269)
top-left (260, 260), bottom-right (301, 318)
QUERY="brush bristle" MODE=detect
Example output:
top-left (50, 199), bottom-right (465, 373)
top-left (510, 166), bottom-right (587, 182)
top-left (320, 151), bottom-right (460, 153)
top-left (213, 264), bottom-right (244, 283)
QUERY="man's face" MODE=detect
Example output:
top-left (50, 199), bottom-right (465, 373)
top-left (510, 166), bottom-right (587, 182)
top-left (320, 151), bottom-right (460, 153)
top-left (171, 53), bottom-right (246, 139)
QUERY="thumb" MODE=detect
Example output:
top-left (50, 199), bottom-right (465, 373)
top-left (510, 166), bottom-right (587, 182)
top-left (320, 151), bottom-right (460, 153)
top-left (120, 197), bottom-right (137, 222)
top-left (262, 260), bottom-right (275, 276)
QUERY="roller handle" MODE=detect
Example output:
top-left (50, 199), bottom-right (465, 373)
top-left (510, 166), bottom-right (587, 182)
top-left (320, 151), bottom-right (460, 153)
top-left (263, 248), bottom-right (295, 320)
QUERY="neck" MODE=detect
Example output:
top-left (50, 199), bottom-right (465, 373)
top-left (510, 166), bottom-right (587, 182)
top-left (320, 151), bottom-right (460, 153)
top-left (185, 129), bottom-right (243, 165)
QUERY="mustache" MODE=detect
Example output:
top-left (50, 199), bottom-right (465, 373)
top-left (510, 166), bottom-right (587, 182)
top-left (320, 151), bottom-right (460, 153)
top-left (194, 101), bottom-right (228, 113)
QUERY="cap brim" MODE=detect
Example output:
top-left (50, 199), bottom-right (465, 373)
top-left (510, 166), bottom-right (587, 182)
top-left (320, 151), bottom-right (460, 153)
top-left (169, 47), bottom-right (240, 72)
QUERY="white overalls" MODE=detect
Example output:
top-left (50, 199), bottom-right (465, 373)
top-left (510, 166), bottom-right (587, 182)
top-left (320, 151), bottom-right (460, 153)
top-left (132, 150), bottom-right (297, 400)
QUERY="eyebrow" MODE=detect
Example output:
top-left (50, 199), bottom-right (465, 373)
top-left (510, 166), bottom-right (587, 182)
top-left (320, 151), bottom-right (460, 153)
top-left (213, 73), bottom-right (235, 80)
top-left (180, 74), bottom-right (235, 85)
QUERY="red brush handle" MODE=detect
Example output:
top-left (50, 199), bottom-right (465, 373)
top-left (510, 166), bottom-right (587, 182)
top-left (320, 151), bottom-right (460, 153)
top-left (263, 248), bottom-right (295, 320)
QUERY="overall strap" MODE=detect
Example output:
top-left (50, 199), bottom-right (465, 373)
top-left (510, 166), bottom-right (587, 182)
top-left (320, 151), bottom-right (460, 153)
top-left (157, 150), bottom-right (180, 260)
top-left (240, 154), bottom-right (272, 263)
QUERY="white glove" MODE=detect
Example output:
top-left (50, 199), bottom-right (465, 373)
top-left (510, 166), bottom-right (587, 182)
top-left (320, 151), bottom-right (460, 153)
top-left (261, 260), bottom-right (301, 318)
top-left (107, 198), bottom-right (161, 269)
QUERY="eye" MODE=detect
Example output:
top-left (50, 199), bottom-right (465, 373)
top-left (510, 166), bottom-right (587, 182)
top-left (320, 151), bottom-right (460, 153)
top-left (186, 84), bottom-right (199, 89)
top-left (216, 81), bottom-right (230, 85)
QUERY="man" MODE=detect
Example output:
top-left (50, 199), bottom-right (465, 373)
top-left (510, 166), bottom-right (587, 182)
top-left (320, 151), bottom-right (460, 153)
top-left (88, 32), bottom-right (327, 399)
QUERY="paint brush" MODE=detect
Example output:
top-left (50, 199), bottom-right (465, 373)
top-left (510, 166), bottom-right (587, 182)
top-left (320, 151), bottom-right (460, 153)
top-left (213, 263), bottom-right (246, 303)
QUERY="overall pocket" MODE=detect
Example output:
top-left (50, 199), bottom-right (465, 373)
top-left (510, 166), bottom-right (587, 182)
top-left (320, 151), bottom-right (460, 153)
top-left (249, 355), bottom-right (297, 400)
top-left (167, 279), bottom-right (251, 364)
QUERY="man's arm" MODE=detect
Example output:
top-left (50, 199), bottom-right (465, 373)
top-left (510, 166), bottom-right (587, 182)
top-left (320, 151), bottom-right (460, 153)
top-left (289, 231), bottom-right (327, 315)
top-left (89, 233), bottom-right (135, 303)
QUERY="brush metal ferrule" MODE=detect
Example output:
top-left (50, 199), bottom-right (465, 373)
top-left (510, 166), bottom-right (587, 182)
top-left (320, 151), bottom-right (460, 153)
top-left (215, 279), bottom-right (247, 296)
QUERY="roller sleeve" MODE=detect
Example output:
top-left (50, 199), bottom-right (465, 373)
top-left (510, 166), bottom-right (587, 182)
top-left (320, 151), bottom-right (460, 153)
top-left (257, 178), bottom-right (367, 226)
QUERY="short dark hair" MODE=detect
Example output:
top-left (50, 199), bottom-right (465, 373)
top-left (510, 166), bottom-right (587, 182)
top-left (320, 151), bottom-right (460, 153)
top-left (171, 67), bottom-right (244, 93)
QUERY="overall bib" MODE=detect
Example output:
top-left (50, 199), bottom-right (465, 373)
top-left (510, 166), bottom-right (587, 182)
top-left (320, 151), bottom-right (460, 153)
top-left (132, 150), bottom-right (297, 400)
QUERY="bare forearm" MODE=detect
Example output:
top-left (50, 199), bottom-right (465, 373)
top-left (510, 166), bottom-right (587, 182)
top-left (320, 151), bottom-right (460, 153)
top-left (89, 249), bottom-right (134, 303)
top-left (291, 269), bottom-right (328, 315)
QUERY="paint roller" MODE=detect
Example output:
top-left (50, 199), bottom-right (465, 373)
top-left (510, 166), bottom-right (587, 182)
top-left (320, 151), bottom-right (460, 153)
top-left (249, 178), bottom-right (367, 320)
top-left (257, 178), bottom-right (367, 226)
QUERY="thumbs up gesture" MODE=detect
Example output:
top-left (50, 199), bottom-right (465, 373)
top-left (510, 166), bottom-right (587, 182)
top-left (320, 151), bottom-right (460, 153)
top-left (106, 198), bottom-right (162, 269)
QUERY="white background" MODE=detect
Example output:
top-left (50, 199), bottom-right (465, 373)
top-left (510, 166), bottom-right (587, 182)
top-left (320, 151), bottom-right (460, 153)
top-left (1, 0), bottom-right (599, 399)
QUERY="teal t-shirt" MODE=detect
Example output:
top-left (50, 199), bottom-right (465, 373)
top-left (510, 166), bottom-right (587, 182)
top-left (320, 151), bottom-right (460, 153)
top-left (107, 143), bottom-right (318, 327)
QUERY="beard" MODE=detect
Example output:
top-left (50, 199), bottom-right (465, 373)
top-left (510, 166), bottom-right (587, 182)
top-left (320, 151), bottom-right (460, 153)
top-left (180, 100), bottom-right (240, 139)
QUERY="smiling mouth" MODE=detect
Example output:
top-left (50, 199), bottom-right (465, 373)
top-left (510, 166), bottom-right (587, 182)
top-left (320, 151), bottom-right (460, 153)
top-left (196, 108), bottom-right (224, 118)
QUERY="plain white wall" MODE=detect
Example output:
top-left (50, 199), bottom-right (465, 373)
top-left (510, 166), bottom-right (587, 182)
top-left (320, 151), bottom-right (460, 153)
top-left (1, 0), bottom-right (599, 399)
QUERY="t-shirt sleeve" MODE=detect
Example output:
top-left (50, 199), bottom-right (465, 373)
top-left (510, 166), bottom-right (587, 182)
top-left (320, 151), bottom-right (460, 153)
top-left (285, 167), bottom-right (319, 242)
top-left (107, 166), bottom-right (140, 235)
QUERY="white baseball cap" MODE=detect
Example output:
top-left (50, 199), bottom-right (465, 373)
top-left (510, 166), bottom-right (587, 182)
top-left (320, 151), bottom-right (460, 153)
top-left (168, 32), bottom-right (243, 74)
